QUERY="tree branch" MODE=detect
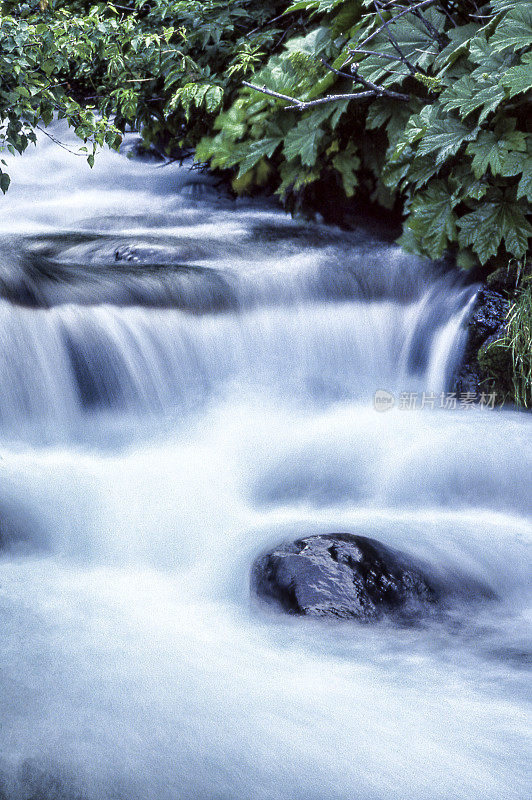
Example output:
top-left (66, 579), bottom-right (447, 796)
top-left (242, 81), bottom-right (375, 110)
top-left (373, 0), bottom-right (416, 74)
top-left (347, 48), bottom-right (404, 63)
top-left (357, 0), bottom-right (436, 51)
top-left (320, 59), bottom-right (410, 101)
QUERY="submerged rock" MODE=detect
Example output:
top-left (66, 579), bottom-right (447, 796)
top-left (120, 136), bottom-right (165, 162)
top-left (251, 533), bottom-right (439, 621)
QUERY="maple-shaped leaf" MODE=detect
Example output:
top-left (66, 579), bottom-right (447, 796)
top-left (489, 6), bottom-right (532, 53)
top-left (457, 197), bottom-right (532, 263)
top-left (405, 180), bottom-right (459, 259)
top-left (500, 52), bottom-right (532, 99)
top-left (236, 135), bottom-right (284, 177)
top-left (332, 143), bottom-right (360, 197)
top-left (283, 113), bottom-right (327, 166)
top-left (466, 124), bottom-right (527, 178)
top-left (416, 116), bottom-right (479, 166)
top-left (440, 75), bottom-right (505, 124)
top-left (517, 168), bottom-right (532, 202)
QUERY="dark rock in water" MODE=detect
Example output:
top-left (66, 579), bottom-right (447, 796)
top-left (465, 287), bottom-right (509, 350)
top-left (0, 503), bottom-right (50, 554)
top-left (453, 287), bottom-right (509, 396)
top-left (114, 244), bottom-right (140, 262)
top-left (251, 533), bottom-right (439, 621)
top-left (121, 136), bottom-right (165, 162)
top-left (10, 759), bottom-right (86, 800)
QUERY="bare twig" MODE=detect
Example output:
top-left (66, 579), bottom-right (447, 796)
top-left (320, 58), bottom-right (410, 101)
top-left (412, 7), bottom-right (443, 42)
top-left (347, 48), bottom-right (404, 63)
top-left (319, 59), bottom-right (355, 81)
top-left (242, 81), bottom-right (374, 110)
top-left (357, 0), bottom-right (436, 50)
top-left (373, 0), bottom-right (416, 74)
top-left (35, 125), bottom-right (87, 156)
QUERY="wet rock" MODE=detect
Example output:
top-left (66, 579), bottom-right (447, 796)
top-left (453, 287), bottom-right (509, 396)
top-left (121, 136), bottom-right (165, 162)
top-left (251, 533), bottom-right (439, 621)
top-left (0, 503), bottom-right (50, 554)
top-left (11, 760), bottom-right (86, 800)
top-left (466, 288), bottom-right (509, 350)
top-left (114, 244), bottom-right (140, 262)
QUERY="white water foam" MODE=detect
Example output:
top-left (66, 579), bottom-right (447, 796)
top-left (0, 124), bottom-right (529, 800)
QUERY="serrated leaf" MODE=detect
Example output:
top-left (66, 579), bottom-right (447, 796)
top-left (517, 169), bottom-right (532, 202)
top-left (332, 143), bottom-right (360, 197)
top-left (467, 128), bottom-right (526, 178)
top-left (236, 135), bottom-right (283, 177)
top-left (382, 156), bottom-right (410, 190)
top-left (354, 13), bottom-right (442, 88)
top-left (416, 116), bottom-right (478, 166)
top-left (408, 155), bottom-right (442, 190)
top-left (500, 52), bottom-right (532, 99)
top-left (329, 99), bottom-right (349, 130)
top-left (457, 198), bottom-right (532, 264)
top-left (434, 24), bottom-right (477, 74)
top-left (440, 75), bottom-right (505, 124)
top-left (466, 180), bottom-right (489, 202)
top-left (205, 85), bottom-right (223, 113)
top-left (405, 180), bottom-right (459, 259)
top-left (283, 115), bottom-right (325, 166)
top-left (490, 7), bottom-right (532, 53)
top-left (366, 99), bottom-right (394, 131)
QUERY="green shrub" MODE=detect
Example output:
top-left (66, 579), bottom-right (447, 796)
top-left (0, 1), bottom-right (290, 187)
top-left (196, 1), bottom-right (532, 273)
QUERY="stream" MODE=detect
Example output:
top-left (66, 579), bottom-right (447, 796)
top-left (0, 125), bottom-right (530, 800)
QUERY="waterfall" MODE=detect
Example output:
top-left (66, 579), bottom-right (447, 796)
top-left (0, 124), bottom-right (529, 800)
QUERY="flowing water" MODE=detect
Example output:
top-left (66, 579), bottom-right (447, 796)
top-left (0, 125), bottom-right (530, 800)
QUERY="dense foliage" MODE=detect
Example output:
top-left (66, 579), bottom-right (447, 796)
top-left (0, 1), bottom-right (290, 187)
top-left (0, 1), bottom-right (530, 274)
top-left (195, 0), bottom-right (532, 272)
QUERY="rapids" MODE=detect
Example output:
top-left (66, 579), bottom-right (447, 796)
top-left (0, 124), bottom-right (530, 800)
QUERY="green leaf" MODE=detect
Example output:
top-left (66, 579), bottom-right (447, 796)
top-left (283, 115), bottom-right (325, 166)
top-left (407, 155), bottom-right (442, 191)
top-left (236, 135), bottom-right (283, 177)
top-left (405, 181), bottom-right (459, 259)
top-left (457, 197), bottom-right (532, 263)
top-left (416, 116), bottom-right (479, 167)
top-left (205, 85), bottom-right (223, 113)
top-left (332, 143), bottom-right (360, 197)
top-left (434, 24), bottom-right (477, 74)
top-left (440, 75), bottom-right (505, 124)
top-left (500, 52), bottom-right (532, 99)
top-left (0, 171), bottom-right (11, 194)
top-left (489, 7), bottom-right (532, 53)
top-left (467, 126), bottom-right (527, 178)
top-left (517, 169), bottom-right (532, 202)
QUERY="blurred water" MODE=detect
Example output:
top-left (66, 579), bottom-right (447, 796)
top-left (0, 124), bottom-right (530, 800)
